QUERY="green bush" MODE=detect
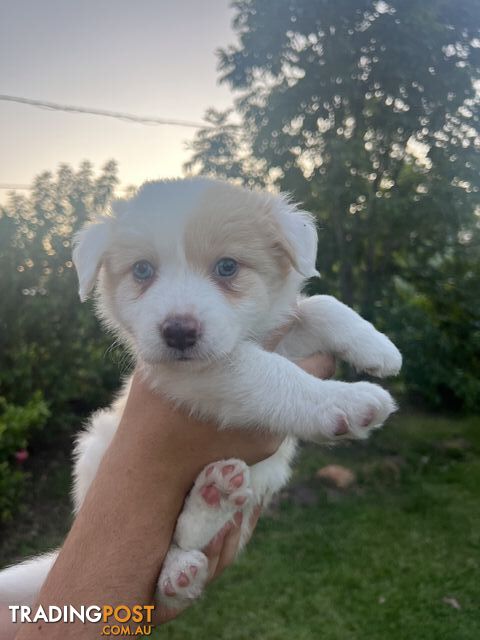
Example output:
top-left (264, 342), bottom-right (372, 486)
top-left (382, 252), bottom-right (480, 412)
top-left (0, 393), bottom-right (50, 522)
top-left (0, 161), bottom-right (122, 419)
top-left (0, 162), bottom-right (122, 523)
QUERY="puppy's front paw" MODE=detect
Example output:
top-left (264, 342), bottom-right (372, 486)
top-left (157, 547), bottom-right (208, 611)
top-left (344, 331), bottom-right (402, 378)
top-left (318, 381), bottom-right (396, 442)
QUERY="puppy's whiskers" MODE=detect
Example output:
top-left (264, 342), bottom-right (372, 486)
top-left (104, 336), bottom-right (135, 374)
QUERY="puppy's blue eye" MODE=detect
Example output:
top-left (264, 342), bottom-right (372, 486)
top-left (132, 260), bottom-right (155, 281)
top-left (214, 258), bottom-right (239, 278)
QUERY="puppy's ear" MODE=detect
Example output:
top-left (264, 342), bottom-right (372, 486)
top-left (72, 218), bottom-right (112, 301)
top-left (274, 196), bottom-right (319, 278)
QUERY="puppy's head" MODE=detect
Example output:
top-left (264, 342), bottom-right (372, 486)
top-left (73, 178), bottom-right (318, 366)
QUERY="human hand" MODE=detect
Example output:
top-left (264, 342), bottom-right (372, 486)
top-left (129, 347), bottom-right (335, 624)
top-left (7, 347), bottom-right (334, 640)
top-left (121, 349), bottom-right (336, 490)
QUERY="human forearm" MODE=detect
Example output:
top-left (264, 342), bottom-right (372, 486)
top-left (15, 354), bottom-right (335, 638)
top-left (15, 418), bottom-right (188, 638)
top-left (14, 382), bottom-right (282, 638)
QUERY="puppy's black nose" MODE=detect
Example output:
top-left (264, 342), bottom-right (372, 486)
top-left (161, 315), bottom-right (201, 351)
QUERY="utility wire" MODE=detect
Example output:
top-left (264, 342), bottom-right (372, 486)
top-left (0, 94), bottom-right (208, 128)
top-left (0, 184), bottom-right (31, 190)
top-left (0, 183), bottom-right (134, 191)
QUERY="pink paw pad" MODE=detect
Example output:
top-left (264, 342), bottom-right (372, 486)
top-left (158, 550), bottom-right (208, 607)
top-left (196, 459), bottom-right (251, 512)
top-left (163, 579), bottom-right (176, 597)
top-left (200, 484), bottom-right (221, 506)
top-left (230, 473), bottom-right (244, 489)
top-left (221, 464), bottom-right (235, 476)
top-left (334, 415), bottom-right (349, 436)
top-left (177, 572), bottom-right (190, 588)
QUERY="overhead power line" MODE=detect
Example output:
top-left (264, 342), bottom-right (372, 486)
top-left (0, 94), bottom-right (207, 128)
top-left (0, 184), bottom-right (31, 190)
top-left (0, 183), bottom-right (135, 191)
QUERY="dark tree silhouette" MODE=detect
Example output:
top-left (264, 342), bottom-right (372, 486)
top-left (186, 0), bottom-right (480, 411)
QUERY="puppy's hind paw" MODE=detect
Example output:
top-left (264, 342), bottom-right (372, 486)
top-left (197, 459), bottom-right (253, 511)
top-left (174, 458), bottom-right (252, 551)
top-left (156, 547), bottom-right (208, 611)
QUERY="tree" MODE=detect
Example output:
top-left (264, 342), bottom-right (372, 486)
top-left (0, 159), bottom-right (122, 416)
top-left (0, 161), bottom-right (122, 520)
top-left (186, 0), bottom-right (480, 411)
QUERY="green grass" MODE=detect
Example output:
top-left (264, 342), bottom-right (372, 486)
top-left (157, 412), bottom-right (480, 640)
top-left (1, 412), bottom-right (479, 639)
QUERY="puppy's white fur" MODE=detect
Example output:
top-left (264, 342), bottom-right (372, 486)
top-left (0, 178), bottom-right (401, 610)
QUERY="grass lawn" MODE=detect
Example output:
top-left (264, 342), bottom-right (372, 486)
top-left (1, 411), bottom-right (479, 639)
top-left (158, 412), bottom-right (480, 640)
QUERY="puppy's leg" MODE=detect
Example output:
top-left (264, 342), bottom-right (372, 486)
top-left (0, 551), bottom-right (58, 606)
top-left (158, 344), bottom-right (396, 443)
top-left (237, 437), bottom-right (297, 549)
top-left (156, 545), bottom-right (209, 611)
top-left (277, 295), bottom-right (402, 377)
top-left (156, 459), bottom-right (252, 610)
top-left (175, 459), bottom-right (253, 550)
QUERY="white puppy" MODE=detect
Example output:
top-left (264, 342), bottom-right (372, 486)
top-left (0, 178), bottom-right (401, 611)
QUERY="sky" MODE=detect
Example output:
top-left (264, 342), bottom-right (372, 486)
top-left (0, 0), bottom-right (235, 200)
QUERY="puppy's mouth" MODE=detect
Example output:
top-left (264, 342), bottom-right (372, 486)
top-left (165, 344), bottom-right (206, 362)
top-left (142, 345), bottom-right (217, 366)
top-left (170, 351), bottom-right (223, 367)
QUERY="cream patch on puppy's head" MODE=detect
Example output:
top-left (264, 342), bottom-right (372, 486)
top-left (73, 178), bottom-right (318, 366)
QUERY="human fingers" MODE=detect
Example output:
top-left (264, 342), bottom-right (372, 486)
top-left (210, 511), bottom-right (244, 579)
top-left (296, 353), bottom-right (336, 379)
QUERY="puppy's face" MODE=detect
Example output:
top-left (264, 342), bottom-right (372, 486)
top-left (73, 179), bottom-right (317, 366)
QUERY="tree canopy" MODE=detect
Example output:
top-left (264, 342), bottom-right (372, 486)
top-left (186, 0), bottom-right (480, 411)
